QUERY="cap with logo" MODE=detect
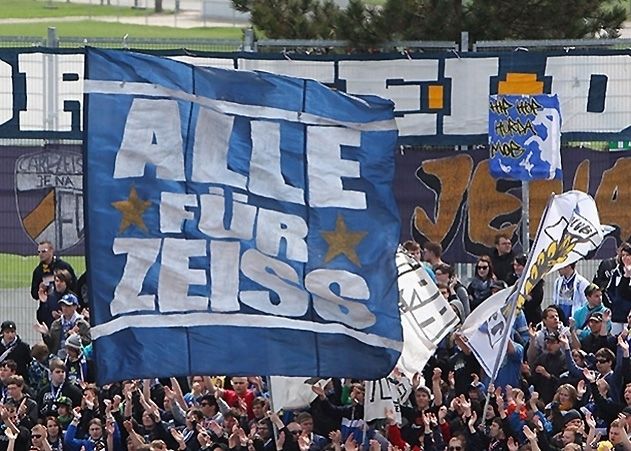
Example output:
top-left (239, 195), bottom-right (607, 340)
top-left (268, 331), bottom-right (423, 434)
top-left (0, 321), bottom-right (15, 333)
top-left (59, 293), bottom-right (79, 306)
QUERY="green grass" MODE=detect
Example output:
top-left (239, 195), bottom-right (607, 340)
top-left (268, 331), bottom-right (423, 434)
top-left (0, 21), bottom-right (244, 40)
top-left (0, 0), bottom-right (152, 19)
top-left (0, 254), bottom-right (86, 289)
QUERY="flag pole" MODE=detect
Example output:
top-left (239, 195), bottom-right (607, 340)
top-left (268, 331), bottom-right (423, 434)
top-left (522, 181), bottom-right (530, 254)
top-left (266, 376), bottom-right (280, 448)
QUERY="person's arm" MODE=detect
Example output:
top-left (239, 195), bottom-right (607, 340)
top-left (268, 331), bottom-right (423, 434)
top-left (123, 419), bottom-right (146, 448)
top-left (0, 405), bottom-right (19, 436)
top-left (526, 329), bottom-right (539, 367)
top-left (65, 413), bottom-right (87, 449)
top-left (522, 425), bottom-right (541, 451)
top-left (170, 377), bottom-right (188, 409)
top-left (559, 334), bottom-right (583, 379)
top-left (431, 368), bottom-right (443, 407)
top-left (453, 333), bottom-right (471, 355)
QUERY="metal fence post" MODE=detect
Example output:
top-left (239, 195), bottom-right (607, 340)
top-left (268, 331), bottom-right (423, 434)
top-left (243, 28), bottom-right (256, 52)
top-left (46, 27), bottom-right (59, 132)
top-left (460, 30), bottom-right (469, 52)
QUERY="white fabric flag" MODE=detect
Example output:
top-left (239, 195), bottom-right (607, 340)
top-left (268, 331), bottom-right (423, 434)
top-left (268, 377), bottom-right (329, 411)
top-left (462, 190), bottom-right (611, 378)
top-left (395, 250), bottom-right (459, 378)
top-left (364, 378), bottom-right (400, 423)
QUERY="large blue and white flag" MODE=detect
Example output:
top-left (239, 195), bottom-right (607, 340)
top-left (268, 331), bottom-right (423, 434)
top-left (83, 49), bottom-right (402, 383)
top-left (488, 94), bottom-right (562, 181)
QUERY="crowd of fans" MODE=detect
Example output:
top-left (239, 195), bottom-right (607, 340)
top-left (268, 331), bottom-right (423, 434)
top-left (1, 238), bottom-right (631, 451)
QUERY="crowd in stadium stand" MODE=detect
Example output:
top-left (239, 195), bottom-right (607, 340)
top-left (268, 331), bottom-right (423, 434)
top-left (2, 237), bottom-right (631, 451)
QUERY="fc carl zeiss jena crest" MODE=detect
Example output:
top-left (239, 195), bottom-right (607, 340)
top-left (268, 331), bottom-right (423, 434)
top-left (15, 149), bottom-right (83, 251)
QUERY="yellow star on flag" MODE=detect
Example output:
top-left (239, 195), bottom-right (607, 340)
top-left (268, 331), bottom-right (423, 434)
top-left (112, 186), bottom-right (151, 233)
top-left (320, 214), bottom-right (367, 267)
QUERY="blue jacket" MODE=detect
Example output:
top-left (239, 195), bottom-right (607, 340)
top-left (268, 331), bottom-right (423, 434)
top-left (65, 422), bottom-right (122, 451)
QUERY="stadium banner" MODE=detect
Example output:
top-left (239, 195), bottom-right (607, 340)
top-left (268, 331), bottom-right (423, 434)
top-left (0, 145), bottom-right (629, 263)
top-left (488, 94), bottom-right (562, 181)
top-left (395, 147), bottom-right (630, 263)
top-left (5, 48), bottom-right (631, 144)
top-left (0, 144), bottom-right (84, 256)
top-left (83, 48), bottom-right (402, 383)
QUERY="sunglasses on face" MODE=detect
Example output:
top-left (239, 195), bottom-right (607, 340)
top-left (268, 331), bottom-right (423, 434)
top-left (449, 447), bottom-right (462, 451)
top-left (477, 265), bottom-right (489, 270)
top-left (596, 359), bottom-right (609, 364)
top-left (32, 435), bottom-right (42, 439)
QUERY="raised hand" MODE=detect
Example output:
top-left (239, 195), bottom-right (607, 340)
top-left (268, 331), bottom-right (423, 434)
top-left (582, 367), bottom-right (596, 383)
top-left (507, 436), bottom-right (518, 451)
top-left (33, 322), bottom-right (49, 335)
top-left (468, 410), bottom-right (477, 428)
top-left (328, 430), bottom-right (341, 445)
top-left (344, 434), bottom-right (358, 451)
top-left (431, 368), bottom-right (442, 384)
top-left (523, 425), bottom-right (537, 442)
top-left (311, 384), bottom-right (326, 399)
top-left (577, 380), bottom-right (587, 398)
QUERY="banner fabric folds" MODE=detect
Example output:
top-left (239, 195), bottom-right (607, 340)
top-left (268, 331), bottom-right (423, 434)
top-left (83, 49), bottom-right (402, 383)
top-left (461, 191), bottom-right (610, 378)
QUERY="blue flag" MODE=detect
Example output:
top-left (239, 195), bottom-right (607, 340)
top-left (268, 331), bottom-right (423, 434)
top-left (488, 94), bottom-right (562, 181)
top-left (83, 49), bottom-right (402, 383)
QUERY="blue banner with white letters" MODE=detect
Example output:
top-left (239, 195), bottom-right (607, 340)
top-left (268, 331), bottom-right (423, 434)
top-left (84, 48), bottom-right (402, 383)
top-left (488, 94), bottom-right (562, 181)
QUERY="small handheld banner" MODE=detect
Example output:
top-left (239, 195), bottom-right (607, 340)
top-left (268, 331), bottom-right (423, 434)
top-left (84, 49), bottom-right (402, 383)
top-left (488, 94), bottom-right (562, 181)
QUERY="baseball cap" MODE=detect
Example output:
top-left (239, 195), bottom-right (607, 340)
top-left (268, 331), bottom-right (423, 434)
top-left (59, 293), bottom-right (79, 306)
top-left (0, 321), bottom-right (16, 332)
top-left (588, 312), bottom-right (604, 322)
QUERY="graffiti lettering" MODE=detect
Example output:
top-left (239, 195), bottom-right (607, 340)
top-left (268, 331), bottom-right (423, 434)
top-left (490, 140), bottom-right (526, 158)
top-left (489, 97), bottom-right (513, 116)
top-left (515, 97), bottom-right (543, 116)
top-left (399, 148), bottom-right (631, 262)
top-left (493, 118), bottom-right (536, 138)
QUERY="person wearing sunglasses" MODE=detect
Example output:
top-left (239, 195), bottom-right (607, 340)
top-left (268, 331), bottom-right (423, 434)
top-left (467, 255), bottom-right (496, 312)
top-left (29, 424), bottom-right (48, 451)
top-left (30, 241), bottom-right (76, 303)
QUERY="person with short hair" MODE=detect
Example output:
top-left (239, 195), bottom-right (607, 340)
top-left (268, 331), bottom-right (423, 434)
top-left (552, 263), bottom-right (590, 323)
top-left (30, 240), bottom-right (76, 302)
top-left (0, 321), bottom-right (31, 384)
top-left (490, 233), bottom-right (514, 284)
top-left (607, 242), bottom-right (631, 335)
top-left (36, 358), bottom-right (82, 417)
top-left (294, 412), bottom-right (327, 451)
top-left (34, 293), bottom-right (90, 358)
top-left (422, 241), bottom-right (444, 269)
top-left (5, 375), bottom-right (38, 430)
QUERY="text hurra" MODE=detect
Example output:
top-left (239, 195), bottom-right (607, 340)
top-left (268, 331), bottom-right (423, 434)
top-left (108, 98), bottom-right (377, 330)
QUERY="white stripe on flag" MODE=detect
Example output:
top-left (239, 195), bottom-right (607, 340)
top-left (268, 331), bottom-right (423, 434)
top-left (91, 311), bottom-right (403, 352)
top-left (84, 80), bottom-right (398, 132)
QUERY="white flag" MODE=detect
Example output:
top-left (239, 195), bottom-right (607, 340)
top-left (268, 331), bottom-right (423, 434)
top-left (395, 250), bottom-right (459, 378)
top-left (364, 378), bottom-right (400, 423)
top-left (462, 191), bottom-right (611, 379)
top-left (460, 287), bottom-right (513, 376)
top-left (268, 377), bottom-right (329, 411)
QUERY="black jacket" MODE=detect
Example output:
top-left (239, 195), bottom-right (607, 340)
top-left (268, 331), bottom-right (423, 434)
top-left (30, 256), bottom-right (77, 300)
top-left (0, 336), bottom-right (31, 384)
